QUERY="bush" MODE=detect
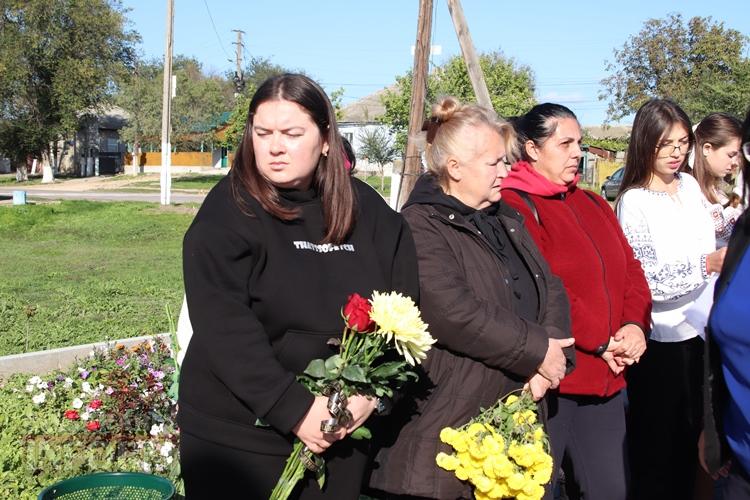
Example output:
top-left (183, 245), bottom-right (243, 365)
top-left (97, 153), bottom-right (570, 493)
top-left (0, 338), bottom-right (181, 498)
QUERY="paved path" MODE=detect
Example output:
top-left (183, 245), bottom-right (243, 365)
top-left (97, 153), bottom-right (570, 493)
top-left (0, 188), bottom-right (205, 203)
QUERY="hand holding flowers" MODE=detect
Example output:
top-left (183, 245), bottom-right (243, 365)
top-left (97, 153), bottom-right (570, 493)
top-left (270, 291), bottom-right (435, 500)
top-left (436, 390), bottom-right (553, 500)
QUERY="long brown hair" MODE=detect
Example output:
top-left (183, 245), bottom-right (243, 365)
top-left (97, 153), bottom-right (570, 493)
top-left (230, 73), bottom-right (355, 244)
top-left (692, 112), bottom-right (742, 204)
top-left (617, 99), bottom-right (693, 205)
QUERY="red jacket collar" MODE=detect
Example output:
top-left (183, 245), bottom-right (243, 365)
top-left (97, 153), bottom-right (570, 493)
top-left (502, 160), bottom-right (579, 196)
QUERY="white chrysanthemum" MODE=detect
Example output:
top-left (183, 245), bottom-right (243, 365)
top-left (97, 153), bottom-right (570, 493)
top-left (72, 398), bottom-right (84, 409)
top-left (32, 393), bottom-right (46, 405)
top-left (150, 423), bottom-right (164, 437)
top-left (369, 291), bottom-right (435, 365)
top-left (63, 377), bottom-right (74, 389)
top-left (160, 442), bottom-right (174, 457)
top-left (81, 382), bottom-right (93, 394)
top-left (81, 411), bottom-right (90, 421)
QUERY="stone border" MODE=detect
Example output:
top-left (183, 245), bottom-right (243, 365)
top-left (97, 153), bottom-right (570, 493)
top-left (0, 333), bottom-right (171, 378)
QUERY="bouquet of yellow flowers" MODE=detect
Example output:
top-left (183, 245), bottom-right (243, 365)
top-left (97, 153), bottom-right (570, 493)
top-left (436, 390), bottom-right (553, 500)
top-left (270, 291), bottom-right (435, 500)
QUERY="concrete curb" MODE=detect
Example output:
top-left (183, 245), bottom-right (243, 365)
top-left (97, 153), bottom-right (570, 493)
top-left (0, 333), bottom-right (171, 378)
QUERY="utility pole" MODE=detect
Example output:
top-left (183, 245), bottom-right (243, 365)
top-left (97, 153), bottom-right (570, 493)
top-left (160, 0), bottom-right (174, 205)
top-left (232, 29), bottom-right (246, 96)
top-left (397, 0), bottom-right (433, 210)
top-left (446, 0), bottom-right (492, 110)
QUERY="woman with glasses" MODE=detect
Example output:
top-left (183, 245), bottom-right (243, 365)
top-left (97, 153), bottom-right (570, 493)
top-left (501, 103), bottom-right (652, 500)
top-left (616, 99), bottom-right (726, 500)
top-left (702, 108), bottom-right (750, 500)
top-left (691, 113), bottom-right (743, 247)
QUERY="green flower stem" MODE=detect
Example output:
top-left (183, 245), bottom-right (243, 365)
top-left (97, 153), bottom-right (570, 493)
top-left (269, 440), bottom-right (308, 500)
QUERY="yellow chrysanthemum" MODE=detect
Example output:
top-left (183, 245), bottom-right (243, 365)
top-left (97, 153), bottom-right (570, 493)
top-left (369, 291), bottom-right (435, 365)
top-left (507, 472), bottom-right (526, 491)
top-left (473, 474), bottom-right (494, 493)
top-left (439, 427), bottom-right (459, 445)
top-left (505, 394), bottom-right (519, 405)
top-left (436, 452), bottom-right (460, 471)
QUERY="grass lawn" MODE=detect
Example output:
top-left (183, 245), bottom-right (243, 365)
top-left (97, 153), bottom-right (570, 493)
top-left (0, 174), bottom-right (43, 186)
top-left (0, 200), bottom-right (196, 356)
top-left (125, 173), bottom-right (227, 191)
top-left (358, 174), bottom-right (391, 199)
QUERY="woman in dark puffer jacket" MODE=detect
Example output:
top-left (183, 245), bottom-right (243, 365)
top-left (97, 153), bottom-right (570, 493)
top-left (369, 97), bottom-right (574, 499)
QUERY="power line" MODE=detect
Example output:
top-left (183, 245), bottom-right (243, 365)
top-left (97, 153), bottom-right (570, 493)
top-left (202, 0), bottom-right (232, 63)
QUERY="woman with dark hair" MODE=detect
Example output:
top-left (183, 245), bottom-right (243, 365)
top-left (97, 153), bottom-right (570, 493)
top-left (178, 73), bottom-right (419, 499)
top-left (370, 96), bottom-right (574, 499)
top-left (617, 98), bottom-right (726, 500)
top-left (691, 112), bottom-right (743, 247)
top-left (501, 103), bottom-right (652, 500)
top-left (702, 107), bottom-right (750, 500)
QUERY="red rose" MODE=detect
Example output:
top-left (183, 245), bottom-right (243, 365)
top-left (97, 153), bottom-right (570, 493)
top-left (64, 410), bottom-right (80, 420)
top-left (86, 420), bottom-right (101, 431)
top-left (88, 399), bottom-right (102, 410)
top-left (343, 293), bottom-right (375, 332)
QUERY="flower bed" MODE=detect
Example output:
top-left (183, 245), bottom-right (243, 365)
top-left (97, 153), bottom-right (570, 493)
top-left (0, 338), bottom-right (181, 498)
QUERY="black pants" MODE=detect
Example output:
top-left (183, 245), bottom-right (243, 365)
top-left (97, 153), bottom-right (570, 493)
top-left (543, 391), bottom-right (628, 500)
top-left (722, 462), bottom-right (750, 500)
top-left (626, 337), bottom-right (704, 500)
top-left (180, 431), bottom-right (369, 499)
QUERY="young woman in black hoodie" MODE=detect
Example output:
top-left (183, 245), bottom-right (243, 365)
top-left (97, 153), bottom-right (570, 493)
top-left (178, 74), bottom-right (419, 499)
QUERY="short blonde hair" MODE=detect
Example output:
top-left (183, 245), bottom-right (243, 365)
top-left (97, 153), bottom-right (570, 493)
top-left (423, 96), bottom-right (516, 188)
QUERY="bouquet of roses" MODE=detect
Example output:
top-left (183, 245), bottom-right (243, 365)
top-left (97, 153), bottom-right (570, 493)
top-left (436, 390), bottom-right (553, 500)
top-left (270, 291), bottom-right (435, 500)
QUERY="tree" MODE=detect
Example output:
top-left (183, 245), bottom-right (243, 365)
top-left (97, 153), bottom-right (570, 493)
top-left (0, 0), bottom-right (138, 181)
top-left (357, 127), bottom-right (398, 193)
top-left (600, 14), bottom-right (749, 122)
top-left (220, 58), bottom-right (297, 150)
top-left (379, 51), bottom-right (536, 152)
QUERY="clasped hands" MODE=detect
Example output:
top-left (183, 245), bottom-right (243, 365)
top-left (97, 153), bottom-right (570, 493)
top-left (600, 324), bottom-right (646, 375)
top-left (292, 394), bottom-right (377, 454)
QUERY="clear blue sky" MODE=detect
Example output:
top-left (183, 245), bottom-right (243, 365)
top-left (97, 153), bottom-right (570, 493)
top-left (122, 0), bottom-right (749, 126)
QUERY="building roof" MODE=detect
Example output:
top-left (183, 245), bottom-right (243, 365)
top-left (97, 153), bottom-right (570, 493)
top-left (582, 125), bottom-right (631, 139)
top-left (339, 88), bottom-right (391, 123)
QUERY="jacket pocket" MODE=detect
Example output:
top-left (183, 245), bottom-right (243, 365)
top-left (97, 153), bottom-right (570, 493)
top-left (274, 329), bottom-right (339, 374)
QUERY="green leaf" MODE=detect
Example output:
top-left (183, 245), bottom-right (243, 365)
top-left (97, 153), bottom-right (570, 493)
top-left (341, 365), bottom-right (367, 383)
top-left (350, 426), bottom-right (372, 440)
top-left (315, 458), bottom-right (326, 490)
top-left (303, 359), bottom-right (326, 379)
top-left (369, 361), bottom-right (404, 379)
top-left (324, 355), bottom-right (342, 376)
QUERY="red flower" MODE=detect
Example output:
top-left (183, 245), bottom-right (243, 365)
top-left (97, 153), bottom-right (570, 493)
top-left (88, 399), bottom-right (102, 410)
top-left (86, 420), bottom-right (101, 431)
top-left (64, 410), bottom-right (80, 420)
top-left (343, 293), bottom-right (375, 332)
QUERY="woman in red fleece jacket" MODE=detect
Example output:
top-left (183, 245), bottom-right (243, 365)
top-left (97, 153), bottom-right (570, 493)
top-left (502, 103), bottom-right (652, 500)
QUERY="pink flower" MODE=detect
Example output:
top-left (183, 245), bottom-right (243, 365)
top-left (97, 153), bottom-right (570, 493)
top-left (88, 399), bottom-right (102, 410)
top-left (86, 420), bottom-right (101, 432)
top-left (64, 410), bottom-right (80, 420)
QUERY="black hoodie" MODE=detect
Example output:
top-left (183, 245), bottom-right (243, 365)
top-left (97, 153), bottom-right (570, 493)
top-left (178, 175), bottom-right (419, 454)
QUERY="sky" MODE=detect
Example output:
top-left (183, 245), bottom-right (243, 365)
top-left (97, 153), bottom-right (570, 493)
top-left (121, 0), bottom-right (749, 126)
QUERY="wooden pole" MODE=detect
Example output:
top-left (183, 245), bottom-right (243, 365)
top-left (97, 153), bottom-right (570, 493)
top-left (159, 0), bottom-right (174, 205)
top-left (397, 0), bottom-right (433, 210)
top-left (446, 0), bottom-right (492, 110)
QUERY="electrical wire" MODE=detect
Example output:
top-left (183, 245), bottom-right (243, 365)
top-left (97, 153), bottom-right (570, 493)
top-left (202, 0), bottom-right (233, 63)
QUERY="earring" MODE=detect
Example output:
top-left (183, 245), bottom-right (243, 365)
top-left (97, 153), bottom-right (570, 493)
top-left (322, 151), bottom-right (328, 157)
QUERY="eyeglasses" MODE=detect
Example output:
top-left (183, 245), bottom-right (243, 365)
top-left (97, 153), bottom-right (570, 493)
top-left (743, 141), bottom-right (750, 162)
top-left (656, 142), bottom-right (690, 157)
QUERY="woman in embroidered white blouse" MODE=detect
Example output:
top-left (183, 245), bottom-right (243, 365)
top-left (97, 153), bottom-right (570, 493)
top-left (615, 99), bottom-right (727, 500)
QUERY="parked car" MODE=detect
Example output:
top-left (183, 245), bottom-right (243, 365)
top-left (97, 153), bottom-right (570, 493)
top-left (601, 167), bottom-right (624, 201)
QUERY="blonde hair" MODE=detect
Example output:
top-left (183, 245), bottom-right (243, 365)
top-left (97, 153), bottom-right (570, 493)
top-left (423, 96), bottom-right (516, 189)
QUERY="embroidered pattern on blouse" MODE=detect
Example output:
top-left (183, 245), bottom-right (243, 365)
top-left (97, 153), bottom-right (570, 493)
top-left (621, 216), bottom-right (703, 301)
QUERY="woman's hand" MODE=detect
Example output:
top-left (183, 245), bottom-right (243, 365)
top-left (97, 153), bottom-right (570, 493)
top-left (524, 373), bottom-right (553, 401)
top-left (613, 324), bottom-right (647, 361)
top-left (292, 396), bottom-right (346, 454)
top-left (698, 430), bottom-right (731, 479)
top-left (706, 247), bottom-right (727, 274)
top-left (344, 394), bottom-right (378, 434)
top-left (538, 337), bottom-right (575, 388)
